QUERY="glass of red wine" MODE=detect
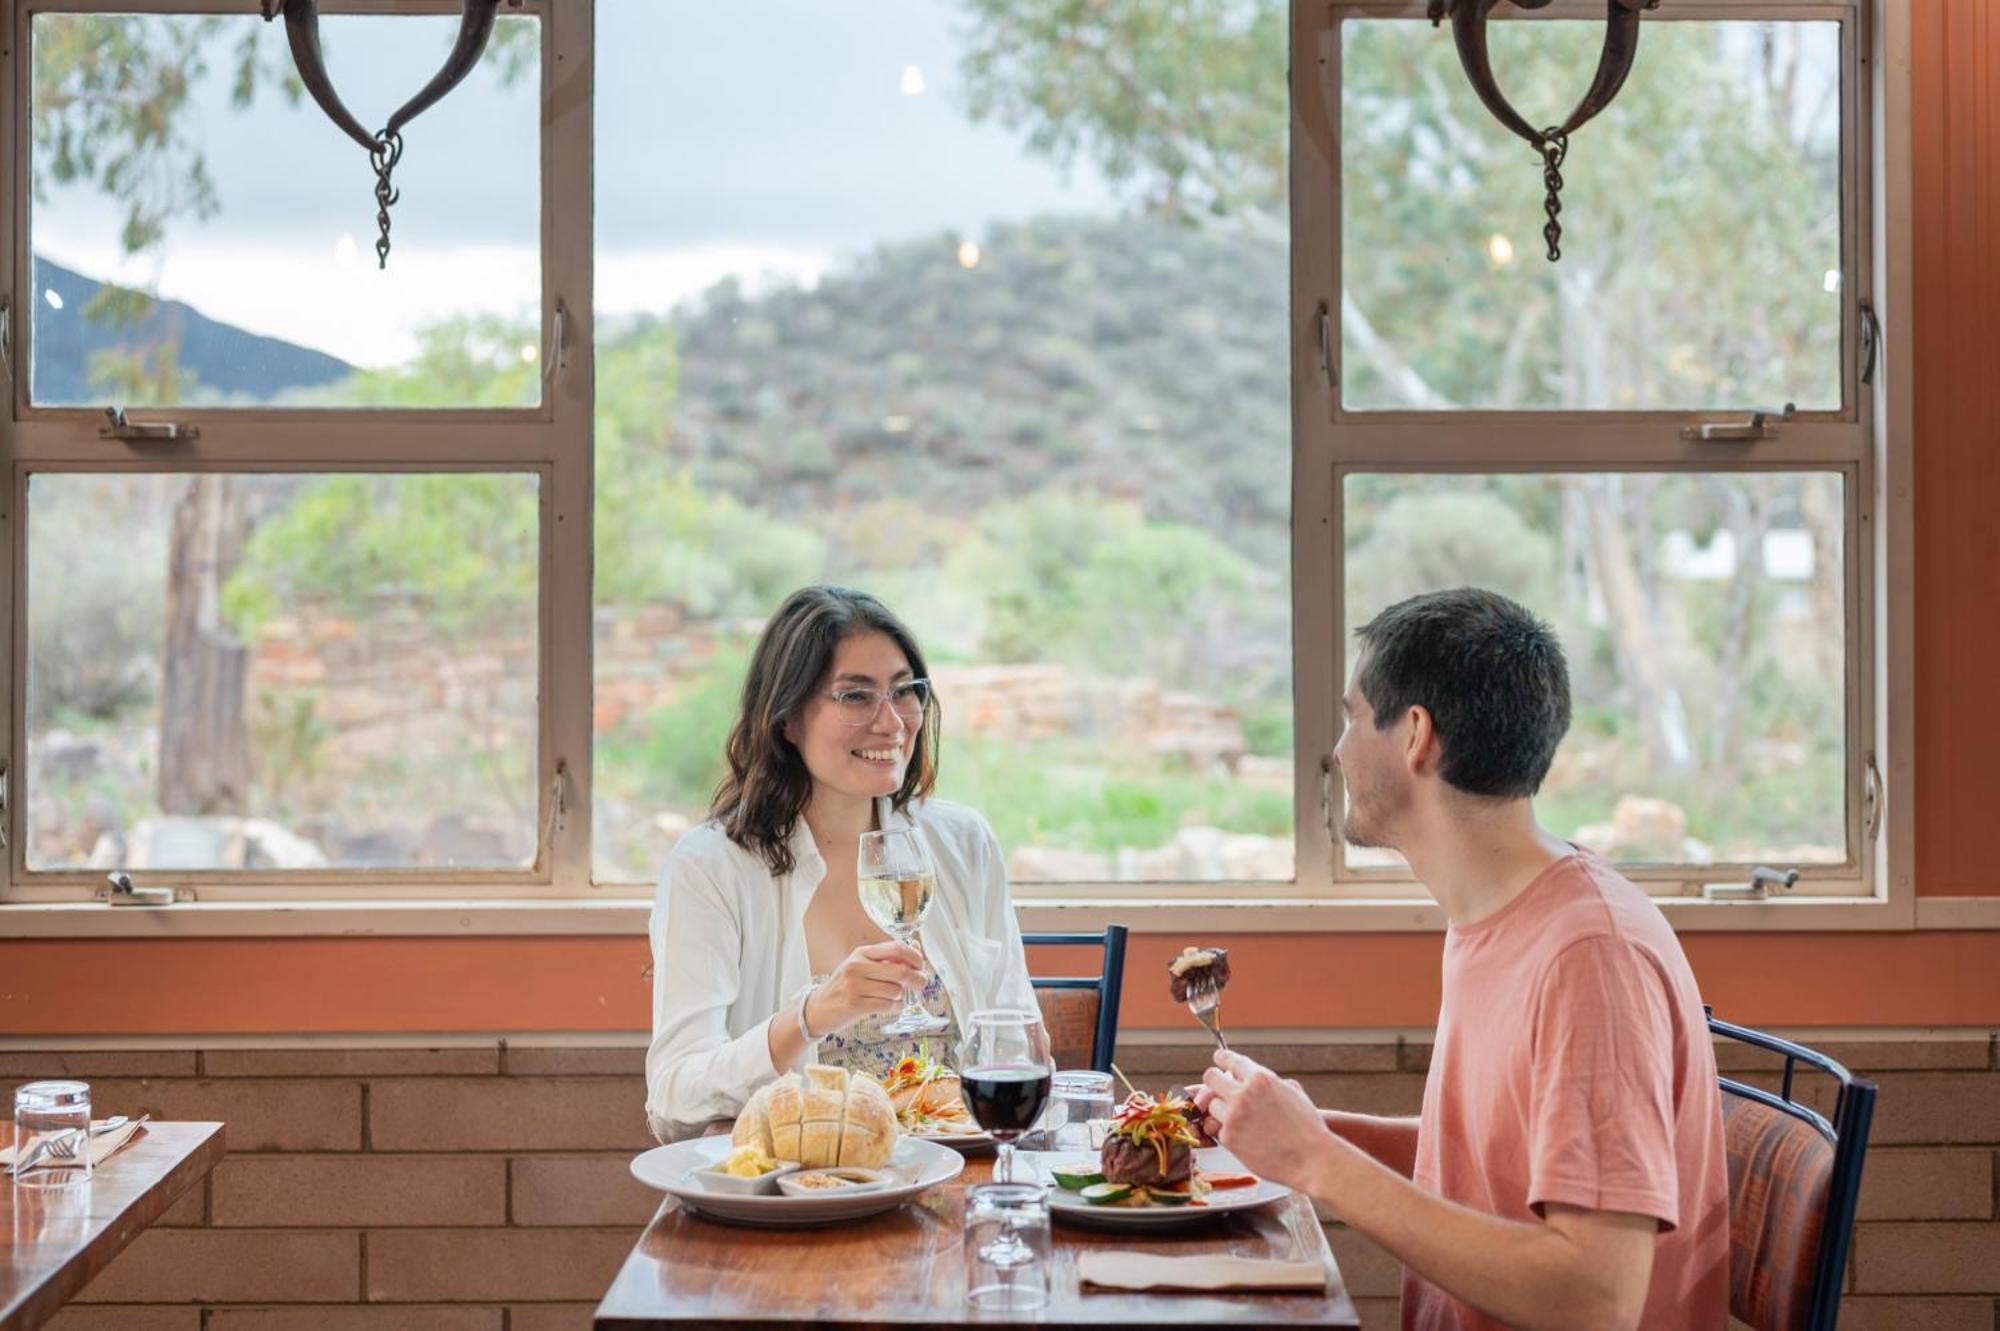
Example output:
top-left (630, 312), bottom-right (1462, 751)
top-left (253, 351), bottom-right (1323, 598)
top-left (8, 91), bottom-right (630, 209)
top-left (959, 1008), bottom-right (1055, 1191)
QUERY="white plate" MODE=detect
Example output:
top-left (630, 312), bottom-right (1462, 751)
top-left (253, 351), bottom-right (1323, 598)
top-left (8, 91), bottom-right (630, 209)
top-left (909, 1128), bottom-right (994, 1150)
top-left (1033, 1147), bottom-right (1292, 1229)
top-left (632, 1135), bottom-right (964, 1227)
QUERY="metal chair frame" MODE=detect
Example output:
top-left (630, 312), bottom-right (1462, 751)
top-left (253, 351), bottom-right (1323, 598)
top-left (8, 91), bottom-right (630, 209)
top-left (1023, 926), bottom-right (1128, 1073)
top-left (1708, 1011), bottom-right (1878, 1331)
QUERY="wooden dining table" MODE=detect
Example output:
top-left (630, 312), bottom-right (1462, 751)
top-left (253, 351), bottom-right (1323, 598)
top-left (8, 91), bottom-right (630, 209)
top-left (2, 1121), bottom-right (225, 1331)
top-left (595, 1150), bottom-right (1360, 1328)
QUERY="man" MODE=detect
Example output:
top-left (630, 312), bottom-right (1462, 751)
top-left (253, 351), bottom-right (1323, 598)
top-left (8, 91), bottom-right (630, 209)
top-left (1198, 588), bottom-right (1729, 1331)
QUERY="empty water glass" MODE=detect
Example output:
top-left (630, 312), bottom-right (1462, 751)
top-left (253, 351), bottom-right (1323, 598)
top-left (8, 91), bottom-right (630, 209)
top-left (1043, 1070), bottom-right (1115, 1153)
top-left (13, 1080), bottom-right (91, 1189)
top-left (964, 1181), bottom-right (1050, 1311)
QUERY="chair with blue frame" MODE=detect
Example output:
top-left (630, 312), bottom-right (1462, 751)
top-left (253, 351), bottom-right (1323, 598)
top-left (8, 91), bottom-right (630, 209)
top-left (1023, 926), bottom-right (1128, 1073)
top-left (1708, 1010), bottom-right (1877, 1331)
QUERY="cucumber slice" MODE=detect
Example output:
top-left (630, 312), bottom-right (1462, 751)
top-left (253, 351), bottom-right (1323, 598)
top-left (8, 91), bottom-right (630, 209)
top-left (1145, 1186), bottom-right (1195, 1206)
top-left (1079, 1181), bottom-right (1133, 1205)
top-left (1050, 1167), bottom-right (1105, 1191)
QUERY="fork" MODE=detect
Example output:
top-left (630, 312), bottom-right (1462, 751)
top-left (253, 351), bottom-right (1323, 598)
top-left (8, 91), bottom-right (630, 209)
top-left (1184, 971), bottom-right (1229, 1051)
top-left (8, 1114), bottom-right (141, 1177)
top-left (8, 1127), bottom-right (86, 1178)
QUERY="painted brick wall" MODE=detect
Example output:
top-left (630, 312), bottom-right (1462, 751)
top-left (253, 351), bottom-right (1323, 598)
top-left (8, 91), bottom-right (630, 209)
top-left (5, 1033), bottom-right (1995, 1330)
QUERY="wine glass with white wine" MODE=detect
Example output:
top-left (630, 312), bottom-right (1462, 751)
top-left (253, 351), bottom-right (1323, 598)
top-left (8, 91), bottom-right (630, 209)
top-left (857, 825), bottom-right (950, 1035)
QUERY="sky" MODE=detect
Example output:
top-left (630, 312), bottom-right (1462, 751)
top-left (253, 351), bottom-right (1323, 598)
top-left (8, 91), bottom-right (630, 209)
top-left (31, 1), bottom-right (1122, 368)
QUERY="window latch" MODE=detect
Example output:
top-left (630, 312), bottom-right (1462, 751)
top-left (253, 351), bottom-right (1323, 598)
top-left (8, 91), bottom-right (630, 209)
top-left (1679, 403), bottom-right (1795, 443)
top-left (99, 406), bottom-right (199, 444)
top-left (1701, 865), bottom-right (1800, 901)
top-left (98, 871), bottom-right (192, 907)
top-left (1860, 301), bottom-right (1881, 386)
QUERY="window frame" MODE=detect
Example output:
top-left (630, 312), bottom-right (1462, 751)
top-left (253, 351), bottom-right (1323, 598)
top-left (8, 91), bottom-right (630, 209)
top-left (1299, 0), bottom-right (1914, 926)
top-left (0, 0), bottom-right (1923, 933)
top-left (0, 0), bottom-right (597, 902)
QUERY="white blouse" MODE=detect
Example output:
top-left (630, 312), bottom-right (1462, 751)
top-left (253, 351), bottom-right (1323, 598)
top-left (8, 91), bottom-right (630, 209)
top-left (644, 796), bottom-right (1037, 1143)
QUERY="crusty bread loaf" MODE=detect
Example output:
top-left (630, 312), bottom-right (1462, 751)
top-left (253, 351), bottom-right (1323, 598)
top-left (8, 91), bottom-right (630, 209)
top-left (839, 1070), bottom-right (897, 1165)
top-left (730, 1066), bottom-right (898, 1168)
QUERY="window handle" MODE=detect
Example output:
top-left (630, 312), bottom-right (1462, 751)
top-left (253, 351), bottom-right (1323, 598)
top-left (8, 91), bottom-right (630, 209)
top-left (99, 406), bottom-right (199, 443)
top-left (1679, 402), bottom-right (1795, 443)
top-left (1702, 865), bottom-right (1800, 901)
top-left (99, 872), bottom-right (191, 906)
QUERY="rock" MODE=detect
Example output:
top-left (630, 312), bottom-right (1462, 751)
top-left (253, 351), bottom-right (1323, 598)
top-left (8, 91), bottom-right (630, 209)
top-left (116, 816), bottom-right (327, 870)
top-left (416, 814), bottom-right (516, 868)
top-left (240, 819), bottom-right (330, 870)
top-left (33, 730), bottom-right (109, 783)
top-left (1007, 845), bottom-right (1113, 883)
top-left (1573, 795), bottom-right (1694, 862)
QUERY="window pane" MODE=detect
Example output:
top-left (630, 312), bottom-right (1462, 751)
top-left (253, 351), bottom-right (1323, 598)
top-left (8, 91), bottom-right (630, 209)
top-left (1340, 20), bottom-right (1841, 411)
top-left (30, 12), bottom-right (541, 409)
top-left (1342, 473), bottom-right (1847, 870)
top-left (27, 473), bottom-right (540, 871)
top-left (593, 1), bottom-right (1293, 884)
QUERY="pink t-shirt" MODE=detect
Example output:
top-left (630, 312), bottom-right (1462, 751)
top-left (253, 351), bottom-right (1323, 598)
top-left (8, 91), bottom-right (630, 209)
top-left (1402, 850), bottom-right (1731, 1331)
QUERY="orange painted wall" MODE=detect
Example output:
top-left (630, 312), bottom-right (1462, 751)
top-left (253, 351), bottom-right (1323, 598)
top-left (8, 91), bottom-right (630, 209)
top-left (1912, 0), bottom-right (2000, 897)
top-left (1, 931), bottom-right (1997, 1036)
top-left (2, 1), bottom-right (1998, 1038)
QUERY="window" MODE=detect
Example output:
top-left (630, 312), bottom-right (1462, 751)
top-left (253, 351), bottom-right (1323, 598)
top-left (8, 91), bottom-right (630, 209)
top-left (4, 1), bottom-right (583, 902)
top-left (28, 10), bottom-right (543, 409)
top-left (590, 0), bottom-right (1294, 890)
top-left (26, 471), bottom-right (542, 872)
top-left (0, 0), bottom-right (1909, 918)
top-left (1315, 1), bottom-right (1879, 897)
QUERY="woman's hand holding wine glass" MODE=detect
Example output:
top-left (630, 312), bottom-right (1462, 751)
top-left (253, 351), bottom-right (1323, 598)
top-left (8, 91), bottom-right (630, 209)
top-left (857, 826), bottom-right (950, 1035)
top-left (807, 940), bottom-right (928, 1034)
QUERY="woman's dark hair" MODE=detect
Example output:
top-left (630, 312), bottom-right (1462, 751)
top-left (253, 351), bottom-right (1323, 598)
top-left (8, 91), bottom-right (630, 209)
top-left (1354, 587), bottom-right (1571, 799)
top-left (711, 585), bottom-right (940, 875)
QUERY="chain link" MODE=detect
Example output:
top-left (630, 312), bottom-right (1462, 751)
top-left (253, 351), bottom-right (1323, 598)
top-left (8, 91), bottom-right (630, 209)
top-left (369, 130), bottom-right (405, 269)
top-left (1539, 127), bottom-right (1568, 262)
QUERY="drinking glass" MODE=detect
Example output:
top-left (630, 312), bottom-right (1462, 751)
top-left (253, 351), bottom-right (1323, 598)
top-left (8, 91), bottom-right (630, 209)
top-left (1041, 1069), bottom-right (1115, 1152)
top-left (959, 1009), bottom-right (1055, 1191)
top-left (963, 1181), bottom-right (1050, 1311)
top-left (857, 825), bottom-right (949, 1035)
top-left (13, 1080), bottom-right (91, 1189)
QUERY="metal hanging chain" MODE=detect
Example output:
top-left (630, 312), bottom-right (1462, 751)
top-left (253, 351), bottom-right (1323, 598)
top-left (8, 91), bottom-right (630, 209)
top-left (1538, 128), bottom-right (1568, 263)
top-left (263, 0), bottom-right (502, 270)
top-left (369, 131), bottom-right (404, 269)
top-left (1432, 0), bottom-right (1656, 262)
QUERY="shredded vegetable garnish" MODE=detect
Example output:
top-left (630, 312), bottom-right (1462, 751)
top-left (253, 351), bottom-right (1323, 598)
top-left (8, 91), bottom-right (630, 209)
top-left (1108, 1091), bottom-right (1200, 1177)
top-left (882, 1054), bottom-right (936, 1096)
top-left (884, 1046), bottom-right (977, 1133)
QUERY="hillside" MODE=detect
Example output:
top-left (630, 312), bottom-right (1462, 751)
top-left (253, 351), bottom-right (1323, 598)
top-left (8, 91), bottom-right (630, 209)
top-left (29, 255), bottom-right (352, 405)
top-left (658, 213), bottom-right (1292, 564)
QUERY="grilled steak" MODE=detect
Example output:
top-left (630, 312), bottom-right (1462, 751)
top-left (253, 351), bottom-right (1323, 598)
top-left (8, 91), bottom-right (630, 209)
top-left (1100, 1134), bottom-right (1193, 1188)
top-left (1168, 947), bottom-right (1231, 1003)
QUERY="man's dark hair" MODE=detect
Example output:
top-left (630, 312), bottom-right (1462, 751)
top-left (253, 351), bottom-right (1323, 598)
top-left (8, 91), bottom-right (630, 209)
top-left (1354, 588), bottom-right (1571, 799)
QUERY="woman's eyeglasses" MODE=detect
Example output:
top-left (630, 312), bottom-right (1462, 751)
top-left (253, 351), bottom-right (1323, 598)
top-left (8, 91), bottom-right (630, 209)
top-left (825, 678), bottom-right (931, 726)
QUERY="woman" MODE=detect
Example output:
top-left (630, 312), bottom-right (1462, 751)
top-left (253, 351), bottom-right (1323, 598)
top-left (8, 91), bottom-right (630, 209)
top-left (644, 585), bottom-right (1037, 1142)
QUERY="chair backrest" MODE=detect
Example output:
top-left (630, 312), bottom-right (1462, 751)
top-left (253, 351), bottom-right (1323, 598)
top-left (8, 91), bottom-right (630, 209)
top-left (1709, 1014), bottom-right (1877, 1331)
top-left (1023, 926), bottom-right (1128, 1073)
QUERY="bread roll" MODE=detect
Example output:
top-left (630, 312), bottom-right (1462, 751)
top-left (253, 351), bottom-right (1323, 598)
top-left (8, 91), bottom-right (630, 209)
top-left (838, 1071), bottom-right (898, 1166)
top-left (729, 1066), bottom-right (899, 1168)
top-left (800, 1065), bottom-right (846, 1165)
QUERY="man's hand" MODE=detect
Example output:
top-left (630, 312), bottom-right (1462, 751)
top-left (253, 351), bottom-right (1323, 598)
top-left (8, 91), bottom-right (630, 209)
top-left (1200, 1049), bottom-right (1334, 1188)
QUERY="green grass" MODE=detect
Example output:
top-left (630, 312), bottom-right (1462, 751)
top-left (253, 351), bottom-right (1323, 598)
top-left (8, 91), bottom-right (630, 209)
top-left (933, 734), bottom-right (1292, 853)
